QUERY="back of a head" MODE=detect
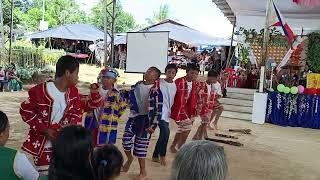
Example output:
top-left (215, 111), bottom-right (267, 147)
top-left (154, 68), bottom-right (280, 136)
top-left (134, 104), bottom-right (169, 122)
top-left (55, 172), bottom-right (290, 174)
top-left (171, 140), bottom-right (228, 180)
top-left (208, 70), bottom-right (219, 78)
top-left (49, 125), bottom-right (93, 180)
top-left (0, 111), bottom-right (8, 134)
top-left (55, 55), bottom-right (80, 78)
top-left (91, 144), bottom-right (124, 180)
top-left (186, 63), bottom-right (200, 73)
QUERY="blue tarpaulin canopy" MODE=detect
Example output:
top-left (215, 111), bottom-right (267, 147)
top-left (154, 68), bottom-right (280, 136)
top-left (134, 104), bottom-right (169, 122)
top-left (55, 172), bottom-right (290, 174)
top-left (27, 24), bottom-right (104, 42)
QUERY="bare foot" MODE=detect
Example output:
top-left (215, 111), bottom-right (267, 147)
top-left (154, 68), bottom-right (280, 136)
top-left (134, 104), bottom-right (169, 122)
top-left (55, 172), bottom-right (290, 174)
top-left (152, 157), bottom-right (160, 163)
top-left (133, 173), bottom-right (148, 180)
top-left (170, 146), bottom-right (177, 153)
top-left (160, 156), bottom-right (167, 166)
top-left (122, 159), bottom-right (133, 172)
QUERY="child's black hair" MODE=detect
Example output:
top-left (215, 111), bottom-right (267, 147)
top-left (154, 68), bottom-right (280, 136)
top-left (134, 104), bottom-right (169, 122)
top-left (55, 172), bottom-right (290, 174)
top-left (186, 63), bottom-right (200, 73)
top-left (55, 55), bottom-right (80, 78)
top-left (208, 69), bottom-right (219, 78)
top-left (91, 144), bottom-right (124, 180)
top-left (49, 125), bottom-right (94, 180)
top-left (149, 66), bottom-right (162, 78)
top-left (0, 111), bottom-right (8, 134)
top-left (165, 63), bottom-right (178, 73)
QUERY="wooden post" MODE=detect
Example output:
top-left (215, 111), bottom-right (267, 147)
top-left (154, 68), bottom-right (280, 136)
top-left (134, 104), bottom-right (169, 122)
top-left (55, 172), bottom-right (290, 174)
top-left (110, 0), bottom-right (116, 68)
top-left (0, 0), bottom-right (5, 49)
top-left (104, 0), bottom-right (108, 67)
top-left (8, 0), bottom-right (15, 63)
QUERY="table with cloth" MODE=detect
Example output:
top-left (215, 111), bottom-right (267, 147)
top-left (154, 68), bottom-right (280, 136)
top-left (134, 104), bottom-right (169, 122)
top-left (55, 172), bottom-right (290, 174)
top-left (266, 92), bottom-right (320, 129)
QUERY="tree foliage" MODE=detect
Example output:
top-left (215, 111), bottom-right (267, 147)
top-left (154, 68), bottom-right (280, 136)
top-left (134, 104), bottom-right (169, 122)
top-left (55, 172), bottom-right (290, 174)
top-left (90, 0), bottom-right (136, 32)
top-left (2, 0), bottom-right (136, 33)
top-left (146, 4), bottom-right (170, 25)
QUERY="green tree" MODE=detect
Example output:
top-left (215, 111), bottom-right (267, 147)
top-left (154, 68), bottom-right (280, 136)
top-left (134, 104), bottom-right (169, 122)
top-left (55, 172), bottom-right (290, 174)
top-left (90, 0), bottom-right (136, 33)
top-left (3, 0), bottom-right (25, 27)
top-left (13, 0), bottom-right (89, 31)
top-left (146, 4), bottom-right (170, 25)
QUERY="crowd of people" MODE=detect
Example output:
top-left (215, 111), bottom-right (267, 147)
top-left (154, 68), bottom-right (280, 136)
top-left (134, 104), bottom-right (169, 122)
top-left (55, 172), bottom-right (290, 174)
top-left (1, 55), bottom-right (228, 180)
top-left (218, 62), bottom-right (311, 90)
top-left (0, 63), bottom-right (24, 92)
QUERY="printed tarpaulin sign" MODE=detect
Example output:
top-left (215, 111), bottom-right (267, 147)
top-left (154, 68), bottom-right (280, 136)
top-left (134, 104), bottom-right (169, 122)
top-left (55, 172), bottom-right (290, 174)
top-left (307, 73), bottom-right (320, 88)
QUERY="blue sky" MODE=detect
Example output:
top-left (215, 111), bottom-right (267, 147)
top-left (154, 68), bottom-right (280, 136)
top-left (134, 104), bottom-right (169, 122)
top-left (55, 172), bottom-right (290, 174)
top-left (77, 0), bottom-right (232, 38)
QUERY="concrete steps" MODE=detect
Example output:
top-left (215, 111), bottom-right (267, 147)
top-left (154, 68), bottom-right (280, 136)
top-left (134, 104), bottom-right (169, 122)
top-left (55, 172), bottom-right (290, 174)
top-left (221, 111), bottom-right (252, 121)
top-left (227, 87), bottom-right (257, 95)
top-left (223, 104), bottom-right (252, 113)
top-left (220, 98), bottom-right (253, 107)
top-left (226, 92), bottom-right (254, 101)
top-left (220, 88), bottom-right (257, 121)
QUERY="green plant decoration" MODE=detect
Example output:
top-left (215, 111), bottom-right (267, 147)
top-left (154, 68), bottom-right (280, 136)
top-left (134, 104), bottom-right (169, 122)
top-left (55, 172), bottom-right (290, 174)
top-left (236, 27), bottom-right (289, 48)
top-left (307, 32), bottom-right (320, 73)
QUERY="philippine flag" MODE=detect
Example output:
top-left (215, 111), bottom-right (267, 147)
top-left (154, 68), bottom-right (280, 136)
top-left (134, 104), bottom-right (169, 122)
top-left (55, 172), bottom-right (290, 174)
top-left (268, 0), bottom-right (295, 47)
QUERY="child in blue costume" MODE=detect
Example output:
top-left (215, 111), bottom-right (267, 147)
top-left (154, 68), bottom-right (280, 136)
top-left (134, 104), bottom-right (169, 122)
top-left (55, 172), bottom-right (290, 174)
top-left (84, 68), bottom-right (126, 146)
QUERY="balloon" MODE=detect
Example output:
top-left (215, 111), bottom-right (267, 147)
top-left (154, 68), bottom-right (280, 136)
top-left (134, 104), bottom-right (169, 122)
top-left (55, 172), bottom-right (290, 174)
top-left (277, 84), bottom-right (285, 92)
top-left (298, 85), bottom-right (305, 94)
top-left (290, 86), bottom-right (298, 94)
top-left (284, 87), bottom-right (290, 94)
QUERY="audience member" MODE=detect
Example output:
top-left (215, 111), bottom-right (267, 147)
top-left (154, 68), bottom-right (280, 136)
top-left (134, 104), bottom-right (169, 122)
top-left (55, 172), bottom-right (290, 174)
top-left (91, 145), bottom-right (124, 180)
top-left (0, 111), bottom-right (39, 180)
top-left (48, 125), bottom-right (94, 180)
top-left (171, 140), bottom-right (228, 180)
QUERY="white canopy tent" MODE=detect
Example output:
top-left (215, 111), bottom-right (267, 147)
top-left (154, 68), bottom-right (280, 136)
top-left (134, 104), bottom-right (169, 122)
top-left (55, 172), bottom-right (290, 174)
top-left (141, 19), bottom-right (234, 46)
top-left (213, 0), bottom-right (320, 34)
top-left (99, 19), bottom-right (235, 47)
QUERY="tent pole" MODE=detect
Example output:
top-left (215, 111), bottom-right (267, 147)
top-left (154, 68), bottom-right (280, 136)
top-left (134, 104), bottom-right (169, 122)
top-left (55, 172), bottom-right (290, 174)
top-left (259, 0), bottom-right (272, 92)
top-left (227, 18), bottom-right (236, 68)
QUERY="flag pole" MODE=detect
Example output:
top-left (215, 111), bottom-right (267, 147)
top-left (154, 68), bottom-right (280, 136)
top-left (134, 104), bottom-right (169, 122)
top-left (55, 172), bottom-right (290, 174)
top-left (259, 0), bottom-right (272, 92)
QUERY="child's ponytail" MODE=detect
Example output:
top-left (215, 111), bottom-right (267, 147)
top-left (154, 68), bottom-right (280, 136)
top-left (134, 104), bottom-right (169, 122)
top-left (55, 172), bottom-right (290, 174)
top-left (91, 145), bottom-right (123, 180)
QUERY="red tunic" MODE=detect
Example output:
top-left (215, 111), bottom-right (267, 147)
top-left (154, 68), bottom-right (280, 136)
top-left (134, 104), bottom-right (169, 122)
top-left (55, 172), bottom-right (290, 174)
top-left (20, 82), bottom-right (101, 157)
top-left (197, 81), bottom-right (216, 117)
top-left (171, 77), bottom-right (197, 122)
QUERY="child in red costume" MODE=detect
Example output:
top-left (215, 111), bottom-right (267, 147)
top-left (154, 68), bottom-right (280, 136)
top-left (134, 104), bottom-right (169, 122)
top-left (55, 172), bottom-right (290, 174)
top-left (193, 70), bottom-right (217, 140)
top-left (20, 56), bottom-right (101, 173)
top-left (170, 63), bottom-right (199, 153)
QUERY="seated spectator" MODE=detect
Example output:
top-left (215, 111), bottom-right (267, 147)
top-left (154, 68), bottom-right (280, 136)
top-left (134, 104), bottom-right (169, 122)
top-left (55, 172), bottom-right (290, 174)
top-left (91, 144), bottom-right (124, 180)
top-left (171, 140), bottom-right (228, 180)
top-left (0, 111), bottom-right (39, 180)
top-left (48, 125), bottom-right (94, 180)
top-left (7, 66), bottom-right (23, 91)
top-left (0, 65), bottom-right (6, 92)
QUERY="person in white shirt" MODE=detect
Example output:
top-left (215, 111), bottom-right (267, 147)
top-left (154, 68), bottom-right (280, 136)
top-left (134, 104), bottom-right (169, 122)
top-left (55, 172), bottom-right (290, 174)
top-left (152, 64), bottom-right (177, 166)
top-left (0, 66), bottom-right (5, 92)
top-left (209, 71), bottom-right (224, 130)
top-left (0, 111), bottom-right (40, 180)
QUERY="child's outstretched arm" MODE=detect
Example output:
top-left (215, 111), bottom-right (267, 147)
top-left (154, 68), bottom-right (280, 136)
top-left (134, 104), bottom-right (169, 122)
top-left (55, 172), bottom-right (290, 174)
top-left (80, 83), bottom-right (102, 112)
